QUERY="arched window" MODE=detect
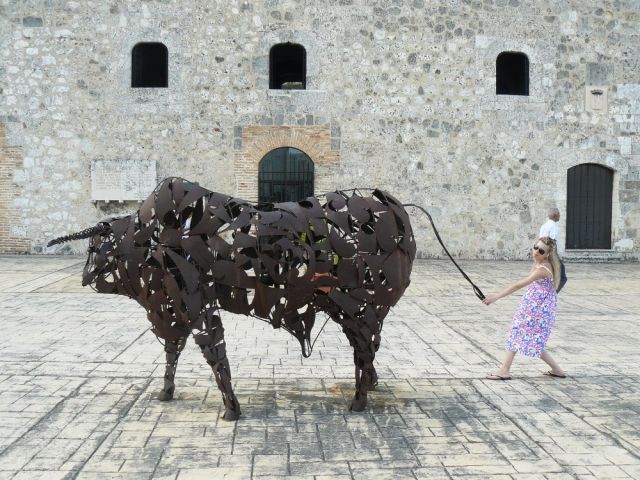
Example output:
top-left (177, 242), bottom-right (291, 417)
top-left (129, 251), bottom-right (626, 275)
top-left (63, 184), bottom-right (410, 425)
top-left (566, 163), bottom-right (614, 249)
top-left (269, 43), bottom-right (306, 90)
top-left (258, 147), bottom-right (314, 203)
top-left (132, 42), bottom-right (168, 88)
top-left (496, 51), bottom-right (529, 96)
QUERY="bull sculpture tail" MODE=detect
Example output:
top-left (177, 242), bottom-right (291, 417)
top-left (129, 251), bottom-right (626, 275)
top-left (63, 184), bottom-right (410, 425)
top-left (404, 203), bottom-right (486, 301)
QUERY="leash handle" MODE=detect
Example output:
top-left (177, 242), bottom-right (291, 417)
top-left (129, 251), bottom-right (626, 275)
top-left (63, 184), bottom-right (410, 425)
top-left (404, 204), bottom-right (486, 301)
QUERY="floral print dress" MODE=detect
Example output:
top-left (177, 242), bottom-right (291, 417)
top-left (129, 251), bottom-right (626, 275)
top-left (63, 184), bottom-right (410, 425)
top-left (506, 264), bottom-right (557, 357)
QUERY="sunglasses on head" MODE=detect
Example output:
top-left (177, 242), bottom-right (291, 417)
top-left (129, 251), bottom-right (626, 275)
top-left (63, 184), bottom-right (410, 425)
top-left (533, 245), bottom-right (547, 255)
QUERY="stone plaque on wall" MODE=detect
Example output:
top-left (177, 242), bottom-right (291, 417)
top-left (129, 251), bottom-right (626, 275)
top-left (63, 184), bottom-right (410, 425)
top-left (585, 86), bottom-right (608, 113)
top-left (91, 159), bottom-right (157, 201)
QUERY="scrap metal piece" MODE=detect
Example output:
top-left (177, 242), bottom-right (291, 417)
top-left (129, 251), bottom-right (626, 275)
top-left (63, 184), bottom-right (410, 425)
top-left (48, 177), bottom-right (416, 418)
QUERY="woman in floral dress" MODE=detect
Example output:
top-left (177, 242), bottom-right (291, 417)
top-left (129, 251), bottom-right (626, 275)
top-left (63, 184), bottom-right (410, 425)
top-left (482, 236), bottom-right (566, 380)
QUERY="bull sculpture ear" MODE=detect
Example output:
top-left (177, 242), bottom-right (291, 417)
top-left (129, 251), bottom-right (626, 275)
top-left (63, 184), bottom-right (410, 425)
top-left (47, 224), bottom-right (110, 247)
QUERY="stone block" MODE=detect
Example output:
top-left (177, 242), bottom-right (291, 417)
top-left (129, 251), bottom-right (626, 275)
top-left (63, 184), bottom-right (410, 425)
top-left (22, 17), bottom-right (43, 27)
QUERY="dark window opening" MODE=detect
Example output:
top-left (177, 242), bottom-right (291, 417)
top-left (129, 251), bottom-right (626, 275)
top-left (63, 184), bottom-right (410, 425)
top-left (259, 147), bottom-right (314, 203)
top-left (269, 43), bottom-right (306, 90)
top-left (132, 42), bottom-right (168, 88)
top-left (566, 163), bottom-right (613, 249)
top-left (496, 51), bottom-right (529, 96)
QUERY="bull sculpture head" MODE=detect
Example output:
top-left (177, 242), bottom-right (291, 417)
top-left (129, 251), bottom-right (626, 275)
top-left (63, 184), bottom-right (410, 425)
top-left (47, 218), bottom-right (119, 289)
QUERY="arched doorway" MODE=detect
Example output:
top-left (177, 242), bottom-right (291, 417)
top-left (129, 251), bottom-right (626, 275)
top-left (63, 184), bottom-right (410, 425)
top-left (566, 163), bottom-right (614, 249)
top-left (258, 147), bottom-right (314, 203)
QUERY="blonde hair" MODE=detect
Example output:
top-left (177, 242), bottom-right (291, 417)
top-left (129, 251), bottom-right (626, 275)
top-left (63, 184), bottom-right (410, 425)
top-left (538, 236), bottom-right (561, 290)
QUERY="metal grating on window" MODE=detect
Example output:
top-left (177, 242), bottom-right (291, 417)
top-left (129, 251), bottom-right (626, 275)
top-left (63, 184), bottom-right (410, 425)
top-left (258, 147), bottom-right (314, 203)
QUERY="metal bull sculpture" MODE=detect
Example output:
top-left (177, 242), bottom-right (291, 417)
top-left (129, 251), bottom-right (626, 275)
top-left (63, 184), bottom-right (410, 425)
top-left (49, 177), bottom-right (416, 420)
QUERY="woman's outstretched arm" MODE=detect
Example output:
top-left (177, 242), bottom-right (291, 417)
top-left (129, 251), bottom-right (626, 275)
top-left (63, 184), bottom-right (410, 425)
top-left (482, 268), bottom-right (550, 305)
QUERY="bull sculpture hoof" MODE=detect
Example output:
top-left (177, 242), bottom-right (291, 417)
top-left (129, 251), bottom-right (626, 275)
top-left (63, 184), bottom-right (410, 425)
top-left (222, 408), bottom-right (241, 421)
top-left (350, 395), bottom-right (368, 412)
top-left (157, 387), bottom-right (174, 401)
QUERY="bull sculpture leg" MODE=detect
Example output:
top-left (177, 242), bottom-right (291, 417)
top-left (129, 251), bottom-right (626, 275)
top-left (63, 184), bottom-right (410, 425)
top-left (158, 334), bottom-right (188, 401)
top-left (344, 326), bottom-right (375, 412)
top-left (363, 305), bottom-right (390, 392)
top-left (343, 305), bottom-right (387, 412)
top-left (363, 333), bottom-right (380, 390)
top-left (192, 311), bottom-right (241, 421)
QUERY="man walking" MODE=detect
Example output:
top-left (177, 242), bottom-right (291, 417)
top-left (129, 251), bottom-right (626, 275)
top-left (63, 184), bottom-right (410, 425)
top-left (539, 207), bottom-right (567, 292)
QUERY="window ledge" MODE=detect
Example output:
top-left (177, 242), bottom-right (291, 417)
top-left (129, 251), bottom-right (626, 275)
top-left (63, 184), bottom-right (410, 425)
top-left (479, 94), bottom-right (546, 112)
top-left (563, 249), bottom-right (636, 263)
top-left (267, 89), bottom-right (327, 97)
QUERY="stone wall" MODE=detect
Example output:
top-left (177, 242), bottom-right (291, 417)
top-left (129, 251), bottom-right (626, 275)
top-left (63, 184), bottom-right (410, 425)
top-left (1, 1), bottom-right (639, 259)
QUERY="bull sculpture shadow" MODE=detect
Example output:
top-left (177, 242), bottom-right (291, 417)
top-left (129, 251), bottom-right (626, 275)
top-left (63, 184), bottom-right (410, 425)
top-left (49, 177), bottom-right (416, 420)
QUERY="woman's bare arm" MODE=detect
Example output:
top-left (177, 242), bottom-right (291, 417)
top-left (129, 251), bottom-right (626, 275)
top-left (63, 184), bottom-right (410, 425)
top-left (482, 267), bottom-right (550, 305)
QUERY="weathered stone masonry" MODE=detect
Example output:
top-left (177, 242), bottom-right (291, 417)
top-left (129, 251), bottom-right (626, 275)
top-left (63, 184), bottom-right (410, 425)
top-left (1, 1), bottom-right (639, 259)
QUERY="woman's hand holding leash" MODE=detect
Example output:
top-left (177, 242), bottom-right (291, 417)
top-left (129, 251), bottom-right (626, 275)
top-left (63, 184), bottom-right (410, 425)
top-left (482, 295), bottom-right (498, 305)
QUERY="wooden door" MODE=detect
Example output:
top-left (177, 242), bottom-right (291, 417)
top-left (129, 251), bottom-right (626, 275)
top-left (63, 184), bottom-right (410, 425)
top-left (566, 163), bottom-right (613, 249)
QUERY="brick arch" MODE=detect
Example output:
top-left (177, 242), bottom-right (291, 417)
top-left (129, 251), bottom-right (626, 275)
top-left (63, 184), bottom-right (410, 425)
top-left (248, 134), bottom-right (325, 167)
top-left (235, 126), bottom-right (339, 201)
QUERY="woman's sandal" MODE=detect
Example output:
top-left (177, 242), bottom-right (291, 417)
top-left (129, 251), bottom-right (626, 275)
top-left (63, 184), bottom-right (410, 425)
top-left (543, 370), bottom-right (567, 378)
top-left (485, 374), bottom-right (512, 381)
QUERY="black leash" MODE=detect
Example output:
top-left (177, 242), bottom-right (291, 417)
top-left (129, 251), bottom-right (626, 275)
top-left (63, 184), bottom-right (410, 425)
top-left (404, 204), bottom-right (486, 300)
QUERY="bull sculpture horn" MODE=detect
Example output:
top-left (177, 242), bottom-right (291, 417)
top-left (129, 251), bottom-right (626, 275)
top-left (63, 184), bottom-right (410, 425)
top-left (47, 224), bottom-right (108, 247)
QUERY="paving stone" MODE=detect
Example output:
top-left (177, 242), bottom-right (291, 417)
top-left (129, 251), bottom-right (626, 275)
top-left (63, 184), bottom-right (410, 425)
top-left (586, 465), bottom-right (633, 478)
top-left (12, 472), bottom-right (70, 480)
top-left (0, 257), bottom-right (638, 479)
top-left (620, 464), bottom-right (640, 478)
top-left (413, 466), bottom-right (450, 479)
top-left (253, 454), bottom-right (289, 476)
top-left (351, 466), bottom-right (416, 479)
top-left (177, 468), bottom-right (252, 479)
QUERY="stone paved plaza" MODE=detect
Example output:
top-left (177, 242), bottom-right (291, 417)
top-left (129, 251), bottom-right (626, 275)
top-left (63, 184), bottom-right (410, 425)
top-left (0, 255), bottom-right (638, 479)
